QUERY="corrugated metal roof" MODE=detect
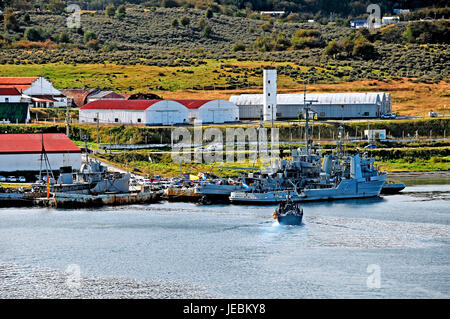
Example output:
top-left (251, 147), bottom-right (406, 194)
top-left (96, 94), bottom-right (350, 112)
top-left (174, 100), bottom-right (212, 109)
top-left (80, 99), bottom-right (162, 110)
top-left (229, 93), bottom-right (386, 106)
top-left (0, 77), bottom-right (39, 85)
top-left (0, 134), bottom-right (81, 154)
top-left (0, 87), bottom-right (21, 96)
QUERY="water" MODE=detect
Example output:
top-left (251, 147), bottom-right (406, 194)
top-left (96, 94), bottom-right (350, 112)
top-left (0, 184), bottom-right (449, 298)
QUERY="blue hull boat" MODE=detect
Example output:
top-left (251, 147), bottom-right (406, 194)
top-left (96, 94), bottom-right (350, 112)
top-left (273, 200), bottom-right (303, 226)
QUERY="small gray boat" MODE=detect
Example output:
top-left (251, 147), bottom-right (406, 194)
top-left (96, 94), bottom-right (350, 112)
top-left (273, 197), bottom-right (303, 226)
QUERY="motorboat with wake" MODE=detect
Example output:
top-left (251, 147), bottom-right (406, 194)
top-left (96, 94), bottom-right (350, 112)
top-left (273, 195), bottom-right (303, 225)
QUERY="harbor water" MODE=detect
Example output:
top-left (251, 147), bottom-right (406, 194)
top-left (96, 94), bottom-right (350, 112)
top-left (0, 183), bottom-right (449, 298)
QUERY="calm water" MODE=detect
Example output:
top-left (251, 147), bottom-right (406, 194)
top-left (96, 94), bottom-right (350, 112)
top-left (0, 184), bottom-right (449, 298)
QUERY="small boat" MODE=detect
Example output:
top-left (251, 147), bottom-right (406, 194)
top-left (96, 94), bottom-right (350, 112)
top-left (273, 197), bottom-right (303, 226)
top-left (380, 182), bottom-right (406, 194)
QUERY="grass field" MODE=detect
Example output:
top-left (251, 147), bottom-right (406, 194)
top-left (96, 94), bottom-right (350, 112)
top-left (0, 61), bottom-right (448, 116)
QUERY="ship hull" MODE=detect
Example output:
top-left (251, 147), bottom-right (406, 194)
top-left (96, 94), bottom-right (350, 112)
top-left (299, 176), bottom-right (386, 202)
top-left (277, 213), bottom-right (303, 226)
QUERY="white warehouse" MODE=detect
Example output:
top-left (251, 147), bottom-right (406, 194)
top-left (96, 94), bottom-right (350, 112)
top-left (176, 100), bottom-right (239, 124)
top-left (230, 92), bottom-right (392, 120)
top-left (79, 100), bottom-right (189, 125)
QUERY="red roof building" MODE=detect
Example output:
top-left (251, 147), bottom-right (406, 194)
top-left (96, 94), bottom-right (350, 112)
top-left (0, 134), bottom-right (81, 154)
top-left (80, 99), bottom-right (162, 111)
top-left (0, 133), bottom-right (82, 172)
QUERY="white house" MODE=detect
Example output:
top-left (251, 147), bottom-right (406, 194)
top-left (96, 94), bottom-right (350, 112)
top-left (0, 77), bottom-right (67, 108)
top-left (176, 100), bottom-right (239, 124)
top-left (0, 87), bottom-right (22, 103)
top-left (79, 100), bottom-right (189, 125)
top-left (0, 133), bottom-right (82, 173)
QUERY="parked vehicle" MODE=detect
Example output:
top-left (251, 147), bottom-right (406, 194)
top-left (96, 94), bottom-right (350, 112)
top-left (7, 176), bottom-right (18, 182)
top-left (18, 176), bottom-right (26, 182)
top-left (380, 113), bottom-right (397, 119)
top-left (364, 144), bottom-right (377, 149)
top-left (0, 175), bottom-right (6, 182)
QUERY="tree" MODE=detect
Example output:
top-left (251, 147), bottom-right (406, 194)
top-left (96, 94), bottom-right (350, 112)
top-left (202, 24), bottom-right (212, 38)
top-left (24, 27), bottom-right (41, 41)
top-left (205, 8), bottom-right (213, 19)
top-left (105, 4), bottom-right (115, 17)
top-left (180, 16), bottom-right (190, 27)
top-left (58, 31), bottom-right (70, 43)
top-left (352, 37), bottom-right (377, 59)
top-left (324, 40), bottom-right (341, 57)
top-left (197, 18), bottom-right (206, 29)
top-left (275, 32), bottom-right (291, 51)
top-left (23, 12), bottom-right (30, 23)
top-left (116, 5), bottom-right (126, 18)
top-left (83, 30), bottom-right (96, 43)
top-left (4, 8), bottom-right (18, 31)
top-left (171, 18), bottom-right (179, 28)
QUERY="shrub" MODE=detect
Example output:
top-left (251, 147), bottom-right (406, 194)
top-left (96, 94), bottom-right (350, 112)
top-left (171, 18), bottom-right (179, 28)
top-left (291, 29), bottom-right (324, 49)
top-left (86, 39), bottom-right (100, 50)
top-left (232, 41), bottom-right (245, 52)
top-left (253, 35), bottom-right (274, 52)
top-left (83, 30), bottom-right (97, 43)
top-left (4, 8), bottom-right (19, 31)
top-left (58, 31), bottom-right (70, 43)
top-left (180, 16), bottom-right (190, 27)
top-left (205, 8), bottom-right (213, 19)
top-left (202, 24), bottom-right (212, 38)
top-left (105, 5), bottom-right (115, 17)
top-left (116, 5), bottom-right (126, 18)
top-left (324, 40), bottom-right (341, 56)
top-left (198, 18), bottom-right (206, 29)
top-left (24, 27), bottom-right (41, 41)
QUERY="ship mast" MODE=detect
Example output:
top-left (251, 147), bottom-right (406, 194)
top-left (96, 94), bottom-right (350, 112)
top-left (303, 83), bottom-right (318, 158)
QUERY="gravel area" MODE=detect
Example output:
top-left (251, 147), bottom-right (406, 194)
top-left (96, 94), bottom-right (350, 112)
top-left (0, 262), bottom-right (212, 299)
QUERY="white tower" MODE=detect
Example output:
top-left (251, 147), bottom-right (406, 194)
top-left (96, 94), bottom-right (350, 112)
top-left (263, 69), bottom-right (277, 121)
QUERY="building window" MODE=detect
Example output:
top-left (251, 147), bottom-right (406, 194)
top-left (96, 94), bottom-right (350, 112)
top-left (320, 112), bottom-right (325, 117)
top-left (268, 93), bottom-right (270, 96)
top-left (363, 112), bottom-right (370, 116)
top-left (115, 118), bottom-right (119, 123)
top-left (93, 118), bottom-right (97, 122)
top-left (5, 98), bottom-right (9, 103)
top-left (137, 118), bottom-right (141, 123)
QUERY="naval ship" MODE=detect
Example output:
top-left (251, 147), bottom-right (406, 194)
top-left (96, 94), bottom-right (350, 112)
top-left (230, 125), bottom-right (387, 204)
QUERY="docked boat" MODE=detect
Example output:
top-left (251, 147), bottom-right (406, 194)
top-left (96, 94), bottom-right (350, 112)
top-left (297, 152), bottom-right (387, 201)
top-left (380, 182), bottom-right (406, 194)
top-left (273, 197), bottom-right (303, 225)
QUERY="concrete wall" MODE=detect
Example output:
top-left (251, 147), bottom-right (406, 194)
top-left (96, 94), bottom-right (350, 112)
top-left (0, 152), bottom-right (82, 172)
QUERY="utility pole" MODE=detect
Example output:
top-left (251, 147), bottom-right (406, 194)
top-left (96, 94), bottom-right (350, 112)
top-left (65, 101), bottom-right (70, 138)
top-left (96, 112), bottom-right (100, 154)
